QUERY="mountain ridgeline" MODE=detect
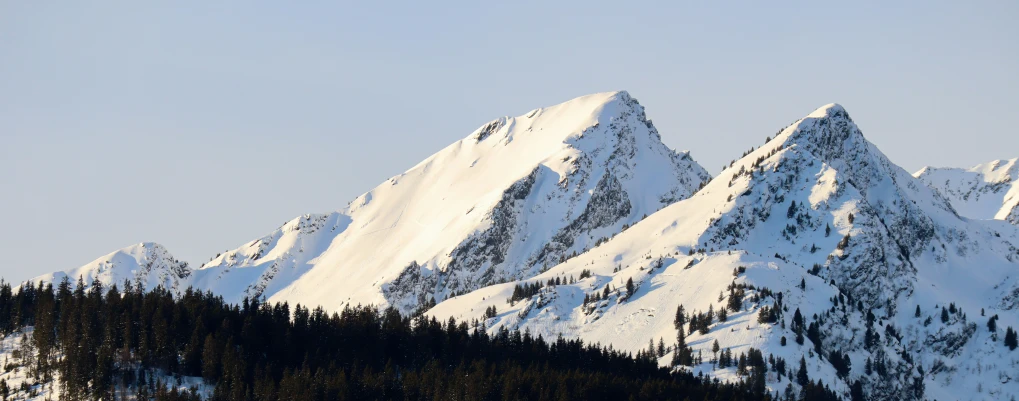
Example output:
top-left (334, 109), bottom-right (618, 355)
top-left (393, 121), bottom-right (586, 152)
top-left (22, 92), bottom-right (1019, 400)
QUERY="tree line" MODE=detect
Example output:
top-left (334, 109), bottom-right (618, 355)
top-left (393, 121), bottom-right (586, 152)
top-left (0, 277), bottom-right (808, 401)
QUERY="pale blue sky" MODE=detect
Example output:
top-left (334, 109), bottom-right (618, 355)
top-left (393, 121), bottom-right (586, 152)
top-left (2, 1), bottom-right (1016, 283)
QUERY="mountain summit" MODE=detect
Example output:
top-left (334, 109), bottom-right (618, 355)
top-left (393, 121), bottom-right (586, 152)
top-left (51, 91), bottom-right (706, 314)
top-left (29, 242), bottom-right (190, 292)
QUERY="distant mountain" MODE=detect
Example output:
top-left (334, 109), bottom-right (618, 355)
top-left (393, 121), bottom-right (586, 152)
top-left (430, 103), bottom-right (1019, 400)
top-left (26, 94), bottom-right (1019, 400)
top-left (28, 242), bottom-right (190, 293)
top-left (915, 158), bottom-right (1019, 225)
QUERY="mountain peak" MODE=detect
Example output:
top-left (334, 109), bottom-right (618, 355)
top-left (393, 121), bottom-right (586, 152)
top-left (468, 90), bottom-right (639, 145)
top-left (28, 242), bottom-right (190, 291)
top-left (185, 90), bottom-right (708, 312)
top-left (805, 102), bottom-right (847, 119)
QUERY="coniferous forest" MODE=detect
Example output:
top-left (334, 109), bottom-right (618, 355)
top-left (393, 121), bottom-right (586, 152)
top-left (0, 277), bottom-right (841, 401)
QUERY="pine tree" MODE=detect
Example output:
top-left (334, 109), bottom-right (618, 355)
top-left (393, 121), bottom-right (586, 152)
top-left (915, 305), bottom-right (921, 318)
top-left (1005, 327), bottom-right (1018, 350)
top-left (674, 304), bottom-right (686, 329)
top-left (837, 234), bottom-right (851, 250)
top-left (792, 308), bottom-right (804, 345)
top-left (202, 334), bottom-right (220, 382)
top-left (941, 307), bottom-right (950, 323)
top-left (796, 356), bottom-right (809, 386)
top-left (625, 278), bottom-right (634, 298)
top-left (850, 380), bottom-right (865, 401)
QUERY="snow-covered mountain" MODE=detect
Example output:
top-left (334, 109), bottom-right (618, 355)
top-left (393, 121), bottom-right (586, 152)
top-left (429, 104), bottom-right (1019, 400)
top-left (915, 158), bottom-right (1019, 225)
top-left (195, 91), bottom-right (708, 313)
top-left (25, 93), bottom-right (1019, 400)
top-left (31, 91), bottom-right (707, 315)
top-left (28, 242), bottom-right (191, 293)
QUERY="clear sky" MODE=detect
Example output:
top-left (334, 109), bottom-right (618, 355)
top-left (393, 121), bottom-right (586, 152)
top-left (1, 1), bottom-right (1017, 283)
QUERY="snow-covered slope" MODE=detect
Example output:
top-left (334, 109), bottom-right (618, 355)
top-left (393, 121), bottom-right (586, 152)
top-left (185, 91), bottom-right (710, 313)
top-left (27, 242), bottom-right (190, 293)
top-left (915, 158), bottom-right (1019, 225)
top-left (430, 104), bottom-right (1019, 400)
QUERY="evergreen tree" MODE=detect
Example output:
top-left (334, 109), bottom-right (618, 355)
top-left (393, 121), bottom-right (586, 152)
top-left (1005, 327), bottom-right (1018, 350)
top-left (796, 356), bottom-right (809, 386)
top-left (674, 304), bottom-right (686, 329)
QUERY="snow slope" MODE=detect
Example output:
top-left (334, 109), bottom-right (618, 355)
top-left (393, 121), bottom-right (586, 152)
top-left (915, 158), bottom-right (1019, 225)
top-left (430, 104), bottom-right (1019, 400)
top-left (142, 91), bottom-right (706, 314)
top-left (27, 242), bottom-right (191, 293)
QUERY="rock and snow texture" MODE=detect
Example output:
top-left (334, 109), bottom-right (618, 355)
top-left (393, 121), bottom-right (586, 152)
top-left (27, 242), bottom-right (190, 293)
top-left (188, 91), bottom-right (710, 313)
top-left (429, 104), bottom-right (1019, 400)
top-left (915, 158), bottom-right (1019, 225)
